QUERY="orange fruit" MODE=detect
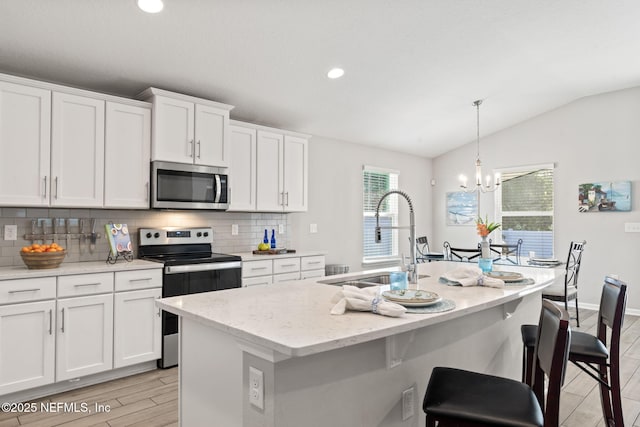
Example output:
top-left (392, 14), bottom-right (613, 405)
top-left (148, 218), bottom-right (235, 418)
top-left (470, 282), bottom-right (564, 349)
top-left (21, 246), bottom-right (30, 252)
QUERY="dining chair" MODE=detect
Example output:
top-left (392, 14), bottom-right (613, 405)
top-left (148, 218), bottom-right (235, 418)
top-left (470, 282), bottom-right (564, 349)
top-left (423, 299), bottom-right (571, 427)
top-left (415, 236), bottom-right (444, 262)
top-left (521, 276), bottom-right (627, 427)
top-left (442, 241), bottom-right (481, 262)
top-left (489, 238), bottom-right (523, 265)
top-left (539, 240), bottom-right (586, 326)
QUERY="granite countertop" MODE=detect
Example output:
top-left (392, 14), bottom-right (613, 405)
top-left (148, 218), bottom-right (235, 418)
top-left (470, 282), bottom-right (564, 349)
top-left (0, 259), bottom-right (162, 280)
top-left (156, 261), bottom-right (561, 358)
top-left (231, 250), bottom-right (327, 261)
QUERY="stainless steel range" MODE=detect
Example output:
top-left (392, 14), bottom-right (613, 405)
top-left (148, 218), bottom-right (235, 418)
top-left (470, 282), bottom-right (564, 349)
top-left (138, 227), bottom-right (242, 368)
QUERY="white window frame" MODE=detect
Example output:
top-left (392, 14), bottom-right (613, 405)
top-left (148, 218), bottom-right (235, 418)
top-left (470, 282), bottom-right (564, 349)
top-left (494, 162), bottom-right (555, 257)
top-left (362, 165), bottom-right (399, 264)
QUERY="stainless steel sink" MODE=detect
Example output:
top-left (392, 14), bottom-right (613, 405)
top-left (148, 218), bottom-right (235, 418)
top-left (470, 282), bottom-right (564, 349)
top-left (318, 272), bottom-right (429, 288)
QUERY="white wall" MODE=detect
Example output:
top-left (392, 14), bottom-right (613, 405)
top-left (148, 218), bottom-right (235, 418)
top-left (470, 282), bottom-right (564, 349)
top-left (432, 86), bottom-right (640, 311)
top-left (290, 136), bottom-right (433, 273)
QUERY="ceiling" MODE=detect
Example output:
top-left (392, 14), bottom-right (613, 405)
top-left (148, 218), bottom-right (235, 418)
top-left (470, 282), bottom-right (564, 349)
top-left (2, 1), bottom-right (640, 158)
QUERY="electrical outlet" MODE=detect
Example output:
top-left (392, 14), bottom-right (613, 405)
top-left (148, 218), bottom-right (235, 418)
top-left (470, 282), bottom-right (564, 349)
top-left (402, 387), bottom-right (414, 420)
top-left (4, 225), bottom-right (17, 241)
top-left (231, 224), bottom-right (239, 235)
top-left (309, 223), bottom-right (318, 233)
top-left (625, 223), bottom-right (640, 233)
top-left (278, 224), bottom-right (284, 234)
top-left (249, 366), bottom-right (264, 410)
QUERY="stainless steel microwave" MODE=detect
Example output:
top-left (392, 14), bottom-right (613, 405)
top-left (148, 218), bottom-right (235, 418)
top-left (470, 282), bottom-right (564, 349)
top-left (151, 161), bottom-right (230, 210)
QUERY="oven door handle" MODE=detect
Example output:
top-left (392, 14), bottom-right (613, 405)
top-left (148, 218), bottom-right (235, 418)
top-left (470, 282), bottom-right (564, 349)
top-left (164, 261), bottom-right (242, 275)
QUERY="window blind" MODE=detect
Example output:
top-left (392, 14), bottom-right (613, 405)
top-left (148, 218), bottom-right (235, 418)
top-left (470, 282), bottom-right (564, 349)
top-left (362, 166), bottom-right (399, 262)
top-left (496, 165), bottom-right (554, 258)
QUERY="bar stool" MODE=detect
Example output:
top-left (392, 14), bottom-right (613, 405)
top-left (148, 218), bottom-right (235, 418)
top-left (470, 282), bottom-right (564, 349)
top-left (521, 276), bottom-right (627, 426)
top-left (423, 299), bottom-right (571, 427)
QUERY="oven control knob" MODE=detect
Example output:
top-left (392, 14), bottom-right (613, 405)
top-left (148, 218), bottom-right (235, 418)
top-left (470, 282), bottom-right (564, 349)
top-left (145, 232), bottom-right (152, 239)
top-left (154, 232), bottom-right (160, 238)
top-left (203, 232), bottom-right (209, 237)
top-left (197, 232), bottom-right (202, 237)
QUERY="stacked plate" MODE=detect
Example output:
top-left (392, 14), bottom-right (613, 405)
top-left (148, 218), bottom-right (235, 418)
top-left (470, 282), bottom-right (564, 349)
top-left (529, 257), bottom-right (562, 267)
top-left (485, 271), bottom-right (524, 282)
top-left (382, 290), bottom-right (442, 307)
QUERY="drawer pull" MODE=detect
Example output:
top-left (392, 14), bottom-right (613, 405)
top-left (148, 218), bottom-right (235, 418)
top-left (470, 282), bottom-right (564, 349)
top-left (281, 264), bottom-right (297, 268)
top-left (8, 288), bottom-right (40, 294)
top-left (130, 278), bottom-right (152, 282)
top-left (251, 267), bottom-right (268, 271)
top-left (307, 261), bottom-right (322, 265)
top-left (74, 282), bottom-right (101, 287)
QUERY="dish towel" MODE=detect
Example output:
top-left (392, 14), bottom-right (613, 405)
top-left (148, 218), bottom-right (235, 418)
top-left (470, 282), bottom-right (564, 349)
top-left (330, 285), bottom-right (407, 317)
top-left (440, 265), bottom-right (505, 288)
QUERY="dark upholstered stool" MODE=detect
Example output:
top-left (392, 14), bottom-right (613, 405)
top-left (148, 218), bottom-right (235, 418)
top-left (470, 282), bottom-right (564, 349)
top-left (424, 300), bottom-right (571, 427)
top-left (521, 276), bottom-right (627, 426)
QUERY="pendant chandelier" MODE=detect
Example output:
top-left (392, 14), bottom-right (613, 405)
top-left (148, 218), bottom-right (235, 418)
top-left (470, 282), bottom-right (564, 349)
top-left (459, 100), bottom-right (501, 193)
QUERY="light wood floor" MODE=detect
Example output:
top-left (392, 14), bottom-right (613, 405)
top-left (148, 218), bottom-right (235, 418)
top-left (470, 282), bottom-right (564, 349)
top-left (2, 308), bottom-right (640, 426)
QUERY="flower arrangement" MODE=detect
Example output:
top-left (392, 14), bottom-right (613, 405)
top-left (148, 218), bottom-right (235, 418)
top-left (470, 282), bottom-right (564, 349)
top-left (476, 216), bottom-right (501, 237)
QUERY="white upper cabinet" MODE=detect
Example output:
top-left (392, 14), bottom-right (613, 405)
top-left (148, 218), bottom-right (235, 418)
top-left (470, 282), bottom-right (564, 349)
top-left (228, 124), bottom-right (257, 211)
top-left (256, 130), bottom-right (285, 211)
top-left (0, 81), bottom-right (51, 206)
top-left (51, 92), bottom-right (105, 207)
top-left (104, 102), bottom-right (151, 208)
top-left (283, 135), bottom-right (308, 212)
top-left (232, 121), bottom-right (309, 212)
top-left (140, 88), bottom-right (233, 167)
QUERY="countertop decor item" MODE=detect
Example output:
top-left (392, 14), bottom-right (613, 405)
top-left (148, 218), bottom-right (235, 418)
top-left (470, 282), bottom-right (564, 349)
top-left (21, 249), bottom-right (66, 269)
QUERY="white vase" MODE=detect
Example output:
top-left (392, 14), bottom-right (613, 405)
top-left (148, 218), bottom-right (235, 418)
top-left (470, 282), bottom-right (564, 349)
top-left (480, 236), bottom-right (491, 259)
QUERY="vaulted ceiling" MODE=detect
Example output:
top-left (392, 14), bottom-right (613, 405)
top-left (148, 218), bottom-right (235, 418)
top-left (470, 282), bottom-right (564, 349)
top-left (2, 0), bottom-right (640, 157)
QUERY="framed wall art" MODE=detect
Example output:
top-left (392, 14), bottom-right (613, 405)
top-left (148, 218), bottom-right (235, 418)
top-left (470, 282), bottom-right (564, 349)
top-left (578, 181), bottom-right (631, 212)
top-left (446, 191), bottom-right (478, 225)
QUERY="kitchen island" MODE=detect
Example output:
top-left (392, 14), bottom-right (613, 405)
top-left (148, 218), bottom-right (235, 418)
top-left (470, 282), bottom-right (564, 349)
top-left (156, 261), bottom-right (561, 427)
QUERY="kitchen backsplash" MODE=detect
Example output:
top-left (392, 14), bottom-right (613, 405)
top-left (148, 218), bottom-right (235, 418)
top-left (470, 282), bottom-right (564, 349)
top-left (0, 208), bottom-right (290, 267)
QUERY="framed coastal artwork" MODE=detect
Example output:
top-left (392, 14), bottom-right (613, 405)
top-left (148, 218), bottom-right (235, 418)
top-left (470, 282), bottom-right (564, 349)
top-left (446, 191), bottom-right (478, 225)
top-left (578, 181), bottom-right (631, 212)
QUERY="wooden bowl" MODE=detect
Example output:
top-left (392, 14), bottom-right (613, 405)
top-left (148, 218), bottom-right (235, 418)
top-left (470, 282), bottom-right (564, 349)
top-left (20, 250), bottom-right (66, 269)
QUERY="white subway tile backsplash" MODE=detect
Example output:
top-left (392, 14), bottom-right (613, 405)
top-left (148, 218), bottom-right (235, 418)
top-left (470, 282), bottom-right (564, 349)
top-left (0, 208), bottom-right (290, 266)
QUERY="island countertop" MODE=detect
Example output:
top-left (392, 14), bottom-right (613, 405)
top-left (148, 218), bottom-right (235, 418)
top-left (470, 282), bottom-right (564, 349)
top-left (156, 261), bottom-right (561, 358)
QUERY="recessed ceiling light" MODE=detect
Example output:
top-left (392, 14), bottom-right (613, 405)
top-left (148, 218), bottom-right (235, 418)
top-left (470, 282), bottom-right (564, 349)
top-left (327, 68), bottom-right (345, 79)
top-left (138, 0), bottom-right (164, 13)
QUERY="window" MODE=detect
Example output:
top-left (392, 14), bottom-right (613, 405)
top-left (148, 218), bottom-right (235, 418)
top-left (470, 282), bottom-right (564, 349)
top-left (363, 166), bottom-right (399, 263)
top-left (495, 164), bottom-right (554, 258)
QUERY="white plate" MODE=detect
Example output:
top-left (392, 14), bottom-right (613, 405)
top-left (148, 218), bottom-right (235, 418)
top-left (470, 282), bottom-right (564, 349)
top-left (486, 271), bottom-right (524, 282)
top-left (382, 290), bottom-right (441, 306)
top-left (390, 297), bottom-right (443, 307)
top-left (532, 258), bottom-right (559, 263)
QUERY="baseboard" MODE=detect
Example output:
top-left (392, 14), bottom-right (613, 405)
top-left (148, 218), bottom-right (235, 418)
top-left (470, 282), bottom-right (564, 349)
top-left (1, 361), bottom-right (158, 404)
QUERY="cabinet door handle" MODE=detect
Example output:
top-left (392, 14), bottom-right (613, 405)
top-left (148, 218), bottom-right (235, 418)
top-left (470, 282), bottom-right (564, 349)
top-left (48, 309), bottom-right (53, 335)
top-left (285, 192), bottom-right (289, 206)
top-left (196, 140), bottom-right (201, 158)
top-left (8, 288), bottom-right (40, 293)
top-left (187, 140), bottom-right (194, 157)
top-left (61, 308), bottom-right (65, 333)
top-left (43, 176), bottom-right (48, 198)
top-left (54, 176), bottom-right (59, 199)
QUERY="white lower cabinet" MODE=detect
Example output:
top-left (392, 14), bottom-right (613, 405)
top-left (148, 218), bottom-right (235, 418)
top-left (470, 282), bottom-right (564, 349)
top-left (56, 293), bottom-right (114, 381)
top-left (241, 255), bottom-right (324, 286)
top-left (0, 267), bottom-right (162, 396)
top-left (0, 300), bottom-right (56, 395)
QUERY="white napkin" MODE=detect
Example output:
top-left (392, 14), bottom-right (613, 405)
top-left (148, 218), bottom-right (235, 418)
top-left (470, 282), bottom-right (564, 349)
top-left (440, 265), bottom-right (505, 288)
top-left (330, 285), bottom-right (407, 317)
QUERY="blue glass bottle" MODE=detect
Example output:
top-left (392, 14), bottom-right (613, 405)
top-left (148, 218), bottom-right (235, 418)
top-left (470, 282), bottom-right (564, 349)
top-left (270, 229), bottom-right (276, 249)
top-left (263, 229), bottom-right (268, 244)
